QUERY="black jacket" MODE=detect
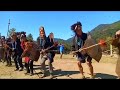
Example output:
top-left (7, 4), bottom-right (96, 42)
top-left (12, 38), bottom-right (23, 55)
top-left (37, 36), bottom-right (57, 52)
top-left (37, 37), bottom-right (48, 50)
top-left (71, 33), bottom-right (87, 51)
top-left (45, 36), bottom-right (57, 58)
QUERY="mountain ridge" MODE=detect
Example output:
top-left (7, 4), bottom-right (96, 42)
top-left (55, 20), bottom-right (120, 43)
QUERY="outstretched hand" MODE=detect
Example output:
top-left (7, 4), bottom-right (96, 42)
top-left (70, 51), bottom-right (76, 55)
top-left (53, 41), bottom-right (58, 47)
top-left (40, 49), bottom-right (46, 54)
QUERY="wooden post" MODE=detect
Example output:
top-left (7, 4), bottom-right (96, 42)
top-left (7, 19), bottom-right (10, 38)
top-left (110, 44), bottom-right (113, 56)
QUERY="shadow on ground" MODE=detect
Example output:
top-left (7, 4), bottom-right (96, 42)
top-left (53, 69), bottom-right (79, 78)
top-left (52, 69), bottom-right (118, 79)
top-left (94, 73), bottom-right (118, 79)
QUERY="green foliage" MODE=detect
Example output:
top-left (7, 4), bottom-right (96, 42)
top-left (27, 33), bottom-right (33, 41)
top-left (91, 20), bottom-right (120, 49)
top-left (64, 43), bottom-right (71, 54)
top-left (56, 39), bottom-right (71, 54)
top-left (8, 28), bottom-right (16, 37)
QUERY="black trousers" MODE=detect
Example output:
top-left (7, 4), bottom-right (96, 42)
top-left (24, 63), bottom-right (27, 69)
top-left (26, 60), bottom-right (33, 74)
top-left (5, 52), bottom-right (12, 65)
top-left (13, 53), bottom-right (23, 69)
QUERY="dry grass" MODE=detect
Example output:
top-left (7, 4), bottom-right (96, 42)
top-left (0, 54), bottom-right (119, 79)
top-left (55, 54), bottom-right (118, 64)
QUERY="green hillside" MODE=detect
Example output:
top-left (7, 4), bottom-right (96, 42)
top-left (43, 20), bottom-right (120, 53)
top-left (91, 20), bottom-right (120, 41)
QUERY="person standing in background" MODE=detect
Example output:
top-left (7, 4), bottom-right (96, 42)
top-left (59, 43), bottom-right (64, 59)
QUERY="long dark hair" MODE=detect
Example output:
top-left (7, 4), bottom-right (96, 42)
top-left (49, 32), bottom-right (54, 42)
top-left (71, 22), bottom-right (82, 32)
top-left (39, 26), bottom-right (46, 38)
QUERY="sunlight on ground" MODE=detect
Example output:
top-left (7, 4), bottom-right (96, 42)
top-left (0, 54), bottom-right (119, 79)
top-left (54, 54), bottom-right (118, 64)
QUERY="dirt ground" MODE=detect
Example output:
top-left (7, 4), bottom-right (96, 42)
top-left (0, 54), bottom-right (119, 79)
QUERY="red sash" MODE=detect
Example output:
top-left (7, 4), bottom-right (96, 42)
top-left (25, 57), bottom-right (30, 63)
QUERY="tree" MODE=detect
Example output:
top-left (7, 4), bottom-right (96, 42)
top-left (105, 36), bottom-right (113, 50)
top-left (27, 33), bottom-right (33, 41)
top-left (64, 43), bottom-right (71, 54)
top-left (8, 28), bottom-right (16, 37)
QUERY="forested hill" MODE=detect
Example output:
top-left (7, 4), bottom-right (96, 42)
top-left (90, 20), bottom-right (120, 41)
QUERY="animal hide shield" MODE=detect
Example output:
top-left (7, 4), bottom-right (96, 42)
top-left (112, 30), bottom-right (120, 47)
top-left (82, 35), bottom-right (102, 62)
top-left (112, 38), bottom-right (120, 47)
top-left (116, 30), bottom-right (120, 35)
top-left (113, 30), bottom-right (120, 77)
top-left (29, 42), bottom-right (40, 61)
top-left (116, 56), bottom-right (120, 77)
top-left (22, 42), bottom-right (40, 61)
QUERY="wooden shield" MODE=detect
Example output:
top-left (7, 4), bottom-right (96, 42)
top-left (82, 35), bottom-right (102, 62)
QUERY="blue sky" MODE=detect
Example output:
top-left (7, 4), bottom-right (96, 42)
top-left (0, 11), bottom-right (120, 40)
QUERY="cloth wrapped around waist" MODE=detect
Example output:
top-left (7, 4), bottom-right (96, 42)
top-left (25, 57), bottom-right (30, 63)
